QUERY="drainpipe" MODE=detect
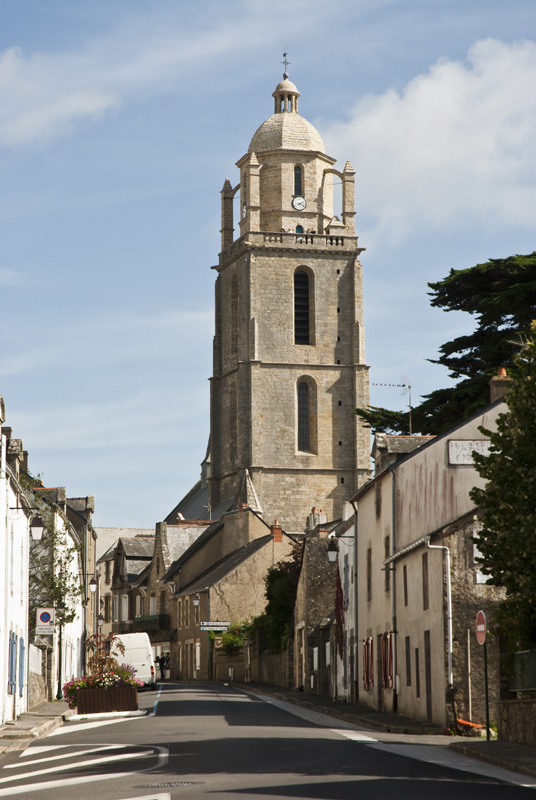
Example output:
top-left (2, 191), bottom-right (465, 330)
top-left (350, 498), bottom-right (359, 704)
top-left (426, 537), bottom-right (453, 688)
top-left (391, 469), bottom-right (398, 712)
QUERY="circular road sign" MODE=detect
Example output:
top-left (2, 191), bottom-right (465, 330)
top-left (476, 610), bottom-right (487, 645)
top-left (39, 611), bottom-right (52, 624)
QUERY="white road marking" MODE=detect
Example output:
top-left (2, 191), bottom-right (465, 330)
top-left (6, 744), bottom-right (124, 768)
top-left (0, 745), bottom-right (169, 797)
top-left (19, 744), bottom-right (72, 758)
top-left (332, 728), bottom-right (378, 742)
top-left (0, 748), bottom-right (153, 784)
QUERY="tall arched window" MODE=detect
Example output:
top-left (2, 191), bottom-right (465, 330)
top-left (294, 270), bottom-right (309, 344)
top-left (229, 382), bottom-right (237, 467)
top-left (297, 382), bottom-right (310, 451)
top-left (231, 274), bottom-right (238, 358)
top-left (294, 165), bottom-right (303, 196)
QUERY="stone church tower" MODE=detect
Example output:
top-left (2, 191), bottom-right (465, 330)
top-left (209, 72), bottom-right (370, 533)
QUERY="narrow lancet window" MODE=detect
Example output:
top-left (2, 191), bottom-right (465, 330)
top-left (298, 382), bottom-right (310, 451)
top-left (294, 270), bottom-right (309, 344)
top-left (294, 165), bottom-right (302, 196)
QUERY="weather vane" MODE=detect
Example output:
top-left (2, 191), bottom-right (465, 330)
top-left (281, 49), bottom-right (290, 73)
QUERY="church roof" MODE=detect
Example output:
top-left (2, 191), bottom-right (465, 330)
top-left (248, 73), bottom-right (324, 155)
top-left (248, 112), bottom-right (325, 155)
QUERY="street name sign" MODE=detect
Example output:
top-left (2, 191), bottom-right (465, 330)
top-left (200, 621), bottom-right (230, 631)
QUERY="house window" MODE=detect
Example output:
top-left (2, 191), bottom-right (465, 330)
top-left (121, 594), bottom-right (128, 621)
top-left (112, 596), bottom-right (118, 621)
top-left (366, 547), bottom-right (372, 602)
top-left (297, 381), bottom-right (310, 451)
top-left (422, 552), bottom-right (429, 610)
top-left (294, 164), bottom-right (303, 196)
top-left (343, 555), bottom-right (349, 609)
top-left (405, 636), bottom-right (411, 686)
top-left (159, 591), bottom-right (166, 613)
top-left (184, 598), bottom-right (190, 627)
top-left (384, 536), bottom-right (390, 592)
top-left (149, 595), bottom-right (156, 615)
top-left (403, 564), bottom-right (408, 606)
top-left (363, 637), bottom-right (374, 690)
top-left (415, 647), bottom-right (421, 698)
top-left (105, 595), bottom-right (112, 623)
top-left (380, 632), bottom-right (393, 689)
top-left (294, 270), bottom-right (310, 345)
top-left (135, 595), bottom-right (141, 617)
top-left (105, 561), bottom-right (111, 585)
top-left (178, 599), bottom-right (183, 627)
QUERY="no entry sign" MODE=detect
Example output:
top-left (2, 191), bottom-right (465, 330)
top-left (476, 609), bottom-right (487, 645)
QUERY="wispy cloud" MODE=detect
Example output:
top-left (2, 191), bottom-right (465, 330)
top-left (0, 0), bottom-right (330, 147)
top-left (322, 38), bottom-right (536, 244)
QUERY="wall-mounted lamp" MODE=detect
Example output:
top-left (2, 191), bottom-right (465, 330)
top-left (192, 593), bottom-right (200, 607)
top-left (327, 538), bottom-right (338, 563)
top-left (89, 577), bottom-right (97, 594)
top-left (10, 507), bottom-right (45, 540)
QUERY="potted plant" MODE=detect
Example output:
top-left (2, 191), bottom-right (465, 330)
top-left (63, 633), bottom-right (143, 713)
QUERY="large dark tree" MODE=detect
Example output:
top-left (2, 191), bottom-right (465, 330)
top-left (470, 323), bottom-right (536, 647)
top-left (356, 252), bottom-right (536, 435)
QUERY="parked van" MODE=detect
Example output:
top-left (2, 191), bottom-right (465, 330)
top-left (113, 632), bottom-right (156, 689)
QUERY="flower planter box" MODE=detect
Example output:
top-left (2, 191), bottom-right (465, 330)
top-left (76, 685), bottom-right (138, 714)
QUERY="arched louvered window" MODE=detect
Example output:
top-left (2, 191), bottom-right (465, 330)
top-left (294, 270), bottom-right (309, 345)
top-left (297, 382), bottom-right (310, 451)
top-left (294, 165), bottom-right (303, 196)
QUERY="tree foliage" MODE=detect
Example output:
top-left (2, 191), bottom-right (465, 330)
top-left (29, 508), bottom-right (84, 631)
top-left (356, 252), bottom-right (536, 435)
top-left (470, 322), bottom-right (536, 646)
top-left (255, 541), bottom-right (303, 650)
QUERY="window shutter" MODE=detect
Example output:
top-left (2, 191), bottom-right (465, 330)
top-left (19, 637), bottom-right (25, 697)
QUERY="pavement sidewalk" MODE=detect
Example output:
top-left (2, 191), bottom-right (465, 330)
top-left (0, 700), bottom-right (74, 753)
top-left (241, 682), bottom-right (536, 780)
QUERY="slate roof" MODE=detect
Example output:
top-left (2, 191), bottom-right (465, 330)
top-left (95, 528), bottom-right (154, 561)
top-left (165, 480), bottom-right (234, 524)
top-left (120, 537), bottom-right (154, 558)
top-left (175, 534), bottom-right (274, 596)
top-left (160, 519), bottom-right (225, 583)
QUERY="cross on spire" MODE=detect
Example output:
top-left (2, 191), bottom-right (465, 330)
top-left (281, 51), bottom-right (290, 73)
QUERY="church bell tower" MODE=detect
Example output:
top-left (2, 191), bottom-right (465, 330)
top-left (209, 71), bottom-right (370, 533)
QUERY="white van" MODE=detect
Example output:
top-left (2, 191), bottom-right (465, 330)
top-left (113, 632), bottom-right (157, 689)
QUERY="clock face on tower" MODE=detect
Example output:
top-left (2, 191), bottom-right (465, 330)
top-left (292, 195), bottom-right (306, 211)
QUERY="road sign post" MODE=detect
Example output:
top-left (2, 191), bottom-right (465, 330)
top-left (476, 610), bottom-right (490, 741)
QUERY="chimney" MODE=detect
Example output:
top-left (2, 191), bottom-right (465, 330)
top-left (238, 502), bottom-right (249, 512)
top-left (489, 367), bottom-right (513, 403)
top-left (271, 520), bottom-right (283, 543)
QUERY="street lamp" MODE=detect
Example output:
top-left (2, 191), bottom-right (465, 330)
top-left (192, 593), bottom-right (200, 607)
top-left (97, 613), bottom-right (104, 628)
top-left (89, 577), bottom-right (97, 595)
top-left (327, 538), bottom-right (338, 563)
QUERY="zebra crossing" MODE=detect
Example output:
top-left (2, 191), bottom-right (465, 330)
top-left (0, 742), bottom-right (166, 796)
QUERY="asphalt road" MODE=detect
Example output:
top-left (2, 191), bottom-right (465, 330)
top-left (0, 683), bottom-right (534, 799)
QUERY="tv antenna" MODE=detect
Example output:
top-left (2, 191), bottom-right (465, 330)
top-left (372, 377), bottom-right (412, 434)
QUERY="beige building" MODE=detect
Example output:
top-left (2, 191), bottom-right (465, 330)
top-left (209, 71), bottom-right (371, 533)
top-left (355, 397), bottom-right (506, 728)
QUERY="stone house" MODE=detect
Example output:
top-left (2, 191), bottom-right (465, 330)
top-left (131, 520), bottom-right (210, 662)
top-left (110, 535), bottom-right (154, 634)
top-left (95, 527), bottom-right (154, 639)
top-left (160, 505), bottom-right (295, 680)
top-left (293, 517), bottom-right (339, 695)
top-left (354, 396), bottom-right (507, 728)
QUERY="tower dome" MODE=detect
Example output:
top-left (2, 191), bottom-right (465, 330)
top-left (248, 73), bottom-right (325, 154)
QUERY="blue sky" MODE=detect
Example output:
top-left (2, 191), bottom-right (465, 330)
top-left (1, 0), bottom-right (535, 526)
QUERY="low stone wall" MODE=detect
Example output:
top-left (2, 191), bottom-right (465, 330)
top-left (500, 699), bottom-right (536, 747)
top-left (28, 671), bottom-right (47, 708)
top-left (258, 648), bottom-right (288, 688)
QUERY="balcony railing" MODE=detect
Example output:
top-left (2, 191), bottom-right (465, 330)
top-left (133, 614), bottom-right (170, 633)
